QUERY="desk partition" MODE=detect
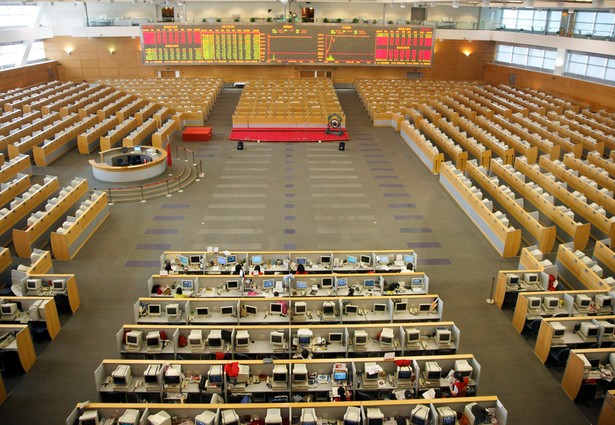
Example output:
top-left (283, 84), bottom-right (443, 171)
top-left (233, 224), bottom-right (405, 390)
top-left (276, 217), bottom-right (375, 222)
top-left (147, 272), bottom-right (429, 299)
top-left (160, 249), bottom-right (418, 276)
top-left (0, 324), bottom-right (36, 374)
top-left (67, 397), bottom-right (508, 425)
top-left (534, 315), bottom-right (615, 363)
top-left (15, 273), bottom-right (80, 314)
top-left (93, 354), bottom-right (481, 405)
top-left (556, 243), bottom-right (615, 291)
top-left (117, 321), bottom-right (459, 360)
top-left (561, 347), bottom-right (615, 401)
top-left (494, 269), bottom-right (546, 309)
top-left (134, 294), bottom-right (442, 326)
top-left (0, 296), bottom-right (60, 339)
top-left (512, 289), bottom-right (614, 334)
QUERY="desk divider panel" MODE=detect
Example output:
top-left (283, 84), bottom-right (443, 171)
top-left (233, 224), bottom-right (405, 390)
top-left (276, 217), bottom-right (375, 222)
top-left (561, 348), bottom-right (615, 400)
top-left (555, 243), bottom-right (613, 290)
top-left (0, 296), bottom-right (61, 339)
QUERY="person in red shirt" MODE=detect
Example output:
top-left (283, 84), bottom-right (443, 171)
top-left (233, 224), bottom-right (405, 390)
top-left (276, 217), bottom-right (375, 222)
top-left (296, 264), bottom-right (308, 274)
top-left (449, 372), bottom-right (469, 397)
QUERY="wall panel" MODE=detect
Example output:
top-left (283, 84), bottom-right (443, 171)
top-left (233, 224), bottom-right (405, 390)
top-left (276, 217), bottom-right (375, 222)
top-left (45, 36), bottom-right (494, 84)
top-left (0, 61), bottom-right (60, 91)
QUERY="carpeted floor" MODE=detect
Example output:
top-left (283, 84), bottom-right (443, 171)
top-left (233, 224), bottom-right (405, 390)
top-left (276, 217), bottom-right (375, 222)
top-left (0, 88), bottom-right (594, 424)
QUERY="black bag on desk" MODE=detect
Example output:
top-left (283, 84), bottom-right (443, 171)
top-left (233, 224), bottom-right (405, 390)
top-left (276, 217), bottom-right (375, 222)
top-left (470, 404), bottom-right (491, 424)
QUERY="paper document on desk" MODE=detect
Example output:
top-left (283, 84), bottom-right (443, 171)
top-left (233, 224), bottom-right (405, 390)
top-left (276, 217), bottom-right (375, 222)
top-left (365, 364), bottom-right (383, 375)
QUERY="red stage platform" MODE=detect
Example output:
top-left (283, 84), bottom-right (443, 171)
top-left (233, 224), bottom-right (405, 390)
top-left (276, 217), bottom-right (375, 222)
top-left (182, 126), bottom-right (212, 142)
top-left (228, 127), bottom-right (349, 143)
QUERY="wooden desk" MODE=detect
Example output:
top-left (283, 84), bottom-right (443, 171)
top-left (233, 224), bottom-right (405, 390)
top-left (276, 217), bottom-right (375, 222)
top-left (399, 120), bottom-right (444, 174)
top-left (32, 114), bottom-right (98, 166)
top-left (0, 154), bottom-right (32, 184)
top-left (27, 274), bottom-right (80, 313)
top-left (599, 389), bottom-right (615, 425)
top-left (90, 146), bottom-right (167, 183)
top-left (78, 115), bottom-right (119, 155)
top-left (555, 244), bottom-right (611, 291)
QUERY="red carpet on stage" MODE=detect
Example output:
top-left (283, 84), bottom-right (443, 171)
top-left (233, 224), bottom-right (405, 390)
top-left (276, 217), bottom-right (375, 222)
top-left (228, 127), bottom-right (349, 142)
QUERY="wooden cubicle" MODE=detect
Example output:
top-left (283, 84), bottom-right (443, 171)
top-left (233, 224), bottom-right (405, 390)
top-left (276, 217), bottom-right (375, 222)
top-left (561, 347), bottom-right (615, 401)
top-left (1, 296), bottom-right (61, 339)
top-left (0, 324), bottom-right (36, 373)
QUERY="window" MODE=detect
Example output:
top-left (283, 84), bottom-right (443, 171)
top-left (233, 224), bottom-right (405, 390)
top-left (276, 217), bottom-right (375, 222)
top-left (566, 51), bottom-right (615, 83)
top-left (574, 11), bottom-right (615, 38)
top-left (0, 5), bottom-right (38, 28)
top-left (495, 44), bottom-right (556, 72)
top-left (500, 8), bottom-right (554, 32)
top-left (27, 41), bottom-right (46, 64)
top-left (0, 43), bottom-right (22, 69)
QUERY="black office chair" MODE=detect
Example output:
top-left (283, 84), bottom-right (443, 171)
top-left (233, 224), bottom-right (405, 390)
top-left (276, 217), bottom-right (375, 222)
top-left (547, 346), bottom-right (570, 370)
top-left (522, 319), bottom-right (542, 339)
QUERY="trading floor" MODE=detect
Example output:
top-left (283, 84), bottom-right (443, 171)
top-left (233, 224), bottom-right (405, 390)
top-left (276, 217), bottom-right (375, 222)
top-left (0, 88), bottom-right (591, 424)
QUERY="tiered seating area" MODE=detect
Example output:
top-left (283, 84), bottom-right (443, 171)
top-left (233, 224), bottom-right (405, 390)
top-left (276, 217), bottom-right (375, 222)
top-left (358, 80), bottom-right (614, 259)
top-left (97, 77), bottom-right (223, 127)
top-left (230, 79), bottom-right (348, 142)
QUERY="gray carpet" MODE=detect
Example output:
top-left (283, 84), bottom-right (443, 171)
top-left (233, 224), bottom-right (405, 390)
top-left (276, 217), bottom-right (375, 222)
top-left (0, 88), bottom-right (591, 424)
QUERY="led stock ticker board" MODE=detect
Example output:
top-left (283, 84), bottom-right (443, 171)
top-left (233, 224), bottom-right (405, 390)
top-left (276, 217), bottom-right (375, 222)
top-left (141, 23), bottom-right (434, 66)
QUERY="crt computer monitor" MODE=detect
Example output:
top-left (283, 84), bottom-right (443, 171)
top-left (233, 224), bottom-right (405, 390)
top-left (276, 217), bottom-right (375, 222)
top-left (296, 257), bottom-right (307, 265)
top-left (296, 281), bottom-right (308, 289)
top-left (125, 331), bottom-right (142, 348)
top-left (411, 278), bottom-right (423, 288)
top-left (321, 277), bottom-right (333, 288)
top-left (364, 279), bottom-right (375, 288)
top-left (148, 304), bottom-right (161, 316)
top-left (320, 256), bottom-right (331, 264)
top-left (52, 279), bottom-right (66, 290)
top-left (146, 332), bottom-right (161, 349)
top-left (406, 328), bottom-right (421, 343)
top-left (294, 302), bottom-right (307, 315)
top-left (217, 256), bottom-right (227, 266)
top-left (78, 410), bottom-right (99, 425)
top-left (195, 307), bottom-right (209, 317)
top-left (221, 306), bottom-right (235, 316)
top-left (226, 280), bottom-right (240, 291)
top-left (333, 370), bottom-right (347, 381)
top-left (165, 303), bottom-right (180, 318)
top-left (263, 279), bottom-right (274, 289)
top-left (347, 255), bottom-right (358, 265)
top-left (337, 278), bottom-right (347, 287)
top-left (373, 303), bottom-right (387, 313)
top-left (181, 280), bottom-right (193, 290)
top-left (251, 255), bottom-right (263, 265)
top-left (227, 255), bottom-right (237, 264)
top-left (26, 279), bottom-right (41, 291)
top-left (395, 302), bottom-right (408, 313)
top-left (323, 301), bottom-right (336, 315)
top-left (329, 332), bottom-right (343, 343)
top-left (345, 304), bottom-right (358, 314)
top-left (270, 302), bottom-right (284, 315)
top-left (378, 255), bottom-right (389, 264)
top-left (1, 303), bottom-right (17, 316)
top-left (189, 255), bottom-right (201, 265)
top-left (245, 305), bottom-right (258, 316)
top-left (271, 331), bottom-right (285, 345)
top-left (360, 255), bottom-right (371, 265)
top-left (596, 294), bottom-right (612, 309)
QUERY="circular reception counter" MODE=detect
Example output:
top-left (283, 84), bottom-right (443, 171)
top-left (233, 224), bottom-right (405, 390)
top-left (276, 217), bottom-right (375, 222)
top-left (89, 146), bottom-right (168, 183)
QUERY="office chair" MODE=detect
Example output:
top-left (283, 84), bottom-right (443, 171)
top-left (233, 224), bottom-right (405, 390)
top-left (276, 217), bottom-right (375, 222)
top-left (522, 319), bottom-right (542, 339)
top-left (547, 346), bottom-right (570, 371)
top-left (233, 353), bottom-right (250, 360)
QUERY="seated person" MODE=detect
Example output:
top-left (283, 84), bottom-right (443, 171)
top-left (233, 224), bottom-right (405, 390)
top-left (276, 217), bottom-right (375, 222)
top-left (295, 264), bottom-right (308, 275)
top-left (449, 372), bottom-right (469, 397)
top-left (337, 385), bottom-right (348, 401)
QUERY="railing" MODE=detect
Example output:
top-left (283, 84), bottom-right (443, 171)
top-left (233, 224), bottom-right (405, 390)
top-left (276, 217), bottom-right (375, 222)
top-left (105, 153), bottom-right (203, 204)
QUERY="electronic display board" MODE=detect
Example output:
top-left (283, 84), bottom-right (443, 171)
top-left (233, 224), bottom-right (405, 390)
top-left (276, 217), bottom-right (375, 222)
top-left (141, 23), bottom-right (434, 66)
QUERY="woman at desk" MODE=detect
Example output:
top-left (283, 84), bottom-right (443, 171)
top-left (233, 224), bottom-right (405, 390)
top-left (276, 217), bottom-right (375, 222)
top-left (295, 264), bottom-right (308, 275)
top-left (449, 372), bottom-right (468, 397)
top-left (337, 385), bottom-right (349, 401)
top-left (252, 265), bottom-right (263, 275)
top-left (174, 287), bottom-right (187, 298)
top-left (233, 264), bottom-right (245, 277)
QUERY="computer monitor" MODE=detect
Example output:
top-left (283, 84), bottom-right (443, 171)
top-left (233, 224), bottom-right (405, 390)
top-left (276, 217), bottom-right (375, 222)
top-left (270, 302), bottom-right (284, 315)
top-left (347, 255), bottom-right (358, 265)
top-left (208, 365), bottom-right (224, 384)
top-left (271, 331), bottom-right (285, 346)
top-left (263, 279), bottom-right (275, 289)
top-left (395, 302), bottom-right (408, 313)
top-left (543, 296), bottom-right (559, 310)
top-left (144, 364), bottom-right (161, 385)
top-left (320, 255), bottom-right (331, 265)
top-left (329, 332), bottom-right (343, 343)
top-left (403, 254), bottom-right (414, 263)
top-left (78, 410), bottom-right (100, 425)
top-left (455, 359), bottom-right (473, 378)
top-left (527, 297), bottom-right (541, 309)
top-left (406, 328), bottom-right (421, 344)
top-left (148, 304), bottom-right (161, 316)
top-left (436, 407), bottom-right (456, 425)
top-left (112, 365), bottom-right (132, 388)
top-left (125, 330), bottom-right (142, 348)
top-left (272, 364), bottom-right (288, 385)
top-left (195, 306), bottom-right (209, 317)
top-left (221, 306), bottom-right (235, 316)
top-left (294, 302), bottom-right (307, 316)
top-left (525, 273), bottom-right (539, 284)
top-left (188, 330), bottom-right (203, 348)
top-left (575, 294), bottom-right (592, 310)
top-left (0, 303), bottom-right (17, 316)
top-left (222, 410), bottom-right (240, 425)
top-left (179, 255), bottom-right (189, 267)
top-left (165, 303), bottom-right (180, 318)
top-left (227, 255), bottom-right (237, 264)
top-left (397, 366), bottom-right (413, 382)
top-left (296, 257), bottom-right (307, 265)
top-left (146, 332), bottom-right (161, 350)
top-left (52, 279), bottom-right (66, 291)
top-left (360, 255), bottom-right (371, 265)
top-left (207, 330), bottom-right (222, 348)
top-left (424, 362), bottom-right (441, 380)
top-left (245, 305), bottom-right (258, 316)
top-left (333, 370), bottom-right (347, 381)
top-left (236, 330), bottom-right (250, 348)
top-left (507, 274), bottom-right (520, 285)
top-left (298, 329), bottom-right (312, 345)
top-left (251, 255), bottom-right (263, 265)
top-left (226, 280), bottom-right (240, 291)
top-left (378, 255), bottom-right (389, 264)
top-left (189, 255), bottom-right (201, 265)
top-left (148, 412), bottom-right (172, 425)
top-left (345, 304), bottom-right (358, 314)
top-left (367, 408), bottom-right (384, 425)
top-left (411, 278), bottom-right (423, 288)
top-left (551, 322), bottom-right (566, 339)
top-left (580, 322), bottom-right (599, 338)
top-left (195, 411), bottom-right (217, 425)
top-left (293, 364), bottom-right (308, 386)
top-left (217, 256), bottom-right (227, 266)
top-left (323, 301), bottom-right (336, 316)
top-left (337, 277), bottom-right (347, 287)
top-left (380, 328), bottom-right (394, 347)
top-left (418, 303), bottom-right (431, 312)
top-left (296, 281), bottom-right (308, 289)
top-left (364, 279), bottom-right (375, 288)
top-left (354, 330), bottom-right (368, 347)
top-left (373, 303), bottom-right (387, 313)
top-left (596, 294), bottom-right (612, 309)
top-left (181, 280), bottom-right (193, 290)
top-left (435, 329), bottom-right (452, 345)
top-left (26, 278), bottom-right (41, 292)
top-left (598, 321), bottom-right (615, 337)
top-left (321, 277), bottom-right (334, 289)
